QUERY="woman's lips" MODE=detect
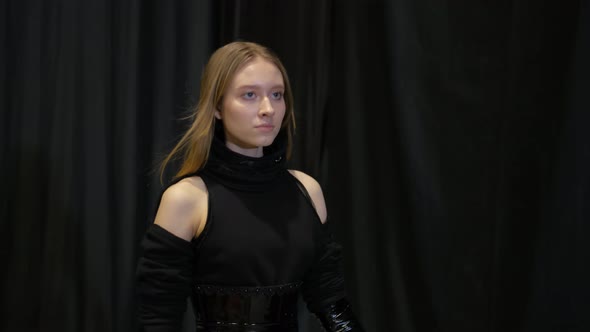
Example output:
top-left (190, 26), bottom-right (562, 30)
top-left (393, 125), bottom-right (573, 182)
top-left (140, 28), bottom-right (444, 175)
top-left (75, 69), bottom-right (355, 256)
top-left (255, 124), bottom-right (275, 132)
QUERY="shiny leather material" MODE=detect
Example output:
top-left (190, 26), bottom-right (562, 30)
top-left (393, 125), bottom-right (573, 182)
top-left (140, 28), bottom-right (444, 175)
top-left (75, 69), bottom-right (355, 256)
top-left (191, 283), bottom-right (300, 332)
top-left (316, 298), bottom-right (365, 332)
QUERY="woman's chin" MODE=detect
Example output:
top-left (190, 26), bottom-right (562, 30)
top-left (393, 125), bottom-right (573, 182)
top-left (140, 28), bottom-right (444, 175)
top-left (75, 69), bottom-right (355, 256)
top-left (255, 135), bottom-right (278, 147)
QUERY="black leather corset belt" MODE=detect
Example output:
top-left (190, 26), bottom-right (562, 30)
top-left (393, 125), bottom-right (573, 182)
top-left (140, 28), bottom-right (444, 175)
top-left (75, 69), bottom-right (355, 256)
top-left (191, 282), bottom-right (301, 332)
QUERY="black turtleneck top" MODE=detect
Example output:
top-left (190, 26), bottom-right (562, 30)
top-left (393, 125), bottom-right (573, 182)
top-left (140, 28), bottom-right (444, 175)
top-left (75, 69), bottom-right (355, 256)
top-left (136, 129), bottom-right (347, 331)
top-left (192, 132), bottom-right (318, 287)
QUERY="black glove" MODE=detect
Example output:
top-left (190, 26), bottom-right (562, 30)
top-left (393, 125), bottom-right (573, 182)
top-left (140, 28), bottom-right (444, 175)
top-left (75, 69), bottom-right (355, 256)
top-left (301, 222), bottom-right (365, 331)
top-left (316, 298), bottom-right (365, 332)
top-left (136, 224), bottom-right (194, 332)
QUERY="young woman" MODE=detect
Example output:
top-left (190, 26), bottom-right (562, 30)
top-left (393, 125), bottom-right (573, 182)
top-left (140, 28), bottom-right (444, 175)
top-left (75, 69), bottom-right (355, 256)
top-left (136, 41), bottom-right (364, 332)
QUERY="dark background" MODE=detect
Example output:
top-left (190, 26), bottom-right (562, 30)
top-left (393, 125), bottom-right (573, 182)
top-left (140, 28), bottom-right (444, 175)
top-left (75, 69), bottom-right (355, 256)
top-left (2, 0), bottom-right (589, 331)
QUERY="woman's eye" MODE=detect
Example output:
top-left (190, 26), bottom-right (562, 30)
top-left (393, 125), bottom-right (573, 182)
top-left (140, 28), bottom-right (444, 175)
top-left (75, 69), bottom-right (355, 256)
top-left (271, 92), bottom-right (283, 100)
top-left (243, 92), bottom-right (256, 99)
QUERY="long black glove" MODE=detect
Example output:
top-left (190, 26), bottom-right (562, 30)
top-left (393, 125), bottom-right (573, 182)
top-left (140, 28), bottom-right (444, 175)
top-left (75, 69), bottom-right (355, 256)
top-left (136, 224), bottom-right (194, 332)
top-left (316, 298), bottom-right (365, 332)
top-left (301, 223), bottom-right (365, 331)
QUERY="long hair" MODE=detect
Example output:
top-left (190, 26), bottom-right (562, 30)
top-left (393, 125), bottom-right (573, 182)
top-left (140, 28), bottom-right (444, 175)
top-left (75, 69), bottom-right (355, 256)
top-left (159, 41), bottom-right (296, 183)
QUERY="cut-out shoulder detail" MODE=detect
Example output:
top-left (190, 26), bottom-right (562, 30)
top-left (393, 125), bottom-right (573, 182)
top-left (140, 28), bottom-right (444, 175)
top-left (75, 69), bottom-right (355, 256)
top-left (288, 170), bottom-right (327, 224)
top-left (155, 176), bottom-right (208, 241)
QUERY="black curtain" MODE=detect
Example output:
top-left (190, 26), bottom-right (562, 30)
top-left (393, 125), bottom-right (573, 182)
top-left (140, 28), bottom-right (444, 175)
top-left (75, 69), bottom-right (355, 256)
top-left (2, 1), bottom-right (589, 332)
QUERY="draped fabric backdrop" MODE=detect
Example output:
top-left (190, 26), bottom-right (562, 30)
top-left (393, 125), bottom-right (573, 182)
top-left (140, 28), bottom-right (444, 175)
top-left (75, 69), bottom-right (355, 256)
top-left (2, 1), bottom-right (589, 331)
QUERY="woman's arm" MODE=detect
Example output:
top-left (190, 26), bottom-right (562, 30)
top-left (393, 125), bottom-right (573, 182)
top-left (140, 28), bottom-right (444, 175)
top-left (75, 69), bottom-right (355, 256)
top-left (136, 177), bottom-right (207, 331)
top-left (154, 176), bottom-right (208, 240)
top-left (289, 170), bottom-right (365, 331)
top-left (288, 170), bottom-right (327, 223)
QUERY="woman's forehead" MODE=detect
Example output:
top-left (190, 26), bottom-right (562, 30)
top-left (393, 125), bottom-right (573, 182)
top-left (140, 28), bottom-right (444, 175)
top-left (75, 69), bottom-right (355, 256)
top-left (230, 57), bottom-right (284, 87)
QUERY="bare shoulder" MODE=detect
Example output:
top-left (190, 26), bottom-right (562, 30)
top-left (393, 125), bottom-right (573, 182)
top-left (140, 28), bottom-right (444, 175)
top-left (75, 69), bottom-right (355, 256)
top-left (154, 176), bottom-right (208, 241)
top-left (288, 170), bottom-right (327, 223)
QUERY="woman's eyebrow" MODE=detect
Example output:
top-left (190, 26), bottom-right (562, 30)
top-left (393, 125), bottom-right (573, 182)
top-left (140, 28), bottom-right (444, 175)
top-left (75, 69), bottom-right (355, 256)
top-left (236, 84), bottom-right (284, 90)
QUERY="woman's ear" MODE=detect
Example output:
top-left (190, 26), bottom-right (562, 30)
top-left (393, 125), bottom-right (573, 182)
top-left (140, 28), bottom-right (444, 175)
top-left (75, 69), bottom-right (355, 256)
top-left (215, 101), bottom-right (223, 120)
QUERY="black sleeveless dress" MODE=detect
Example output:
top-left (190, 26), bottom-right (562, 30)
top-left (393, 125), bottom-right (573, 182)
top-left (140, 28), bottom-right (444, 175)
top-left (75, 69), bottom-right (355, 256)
top-left (136, 131), bottom-right (347, 331)
top-left (193, 134), bottom-right (319, 288)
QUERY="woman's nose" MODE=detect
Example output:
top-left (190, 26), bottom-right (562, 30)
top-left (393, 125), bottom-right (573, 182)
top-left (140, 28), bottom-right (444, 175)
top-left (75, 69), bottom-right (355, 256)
top-left (259, 97), bottom-right (274, 116)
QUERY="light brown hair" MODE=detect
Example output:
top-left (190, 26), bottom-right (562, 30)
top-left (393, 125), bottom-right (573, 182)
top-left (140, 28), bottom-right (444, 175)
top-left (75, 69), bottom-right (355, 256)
top-left (159, 41), bottom-right (296, 183)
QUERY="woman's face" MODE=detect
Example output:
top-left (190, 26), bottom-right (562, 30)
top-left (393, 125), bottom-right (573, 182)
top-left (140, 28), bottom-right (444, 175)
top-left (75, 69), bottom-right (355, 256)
top-left (216, 57), bottom-right (286, 157)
